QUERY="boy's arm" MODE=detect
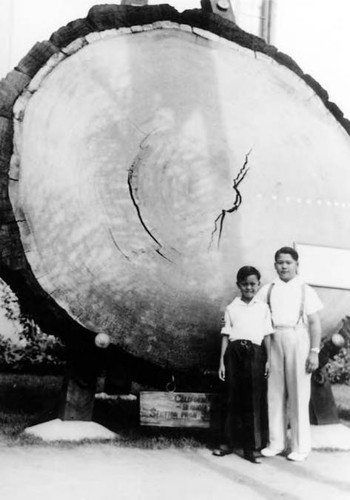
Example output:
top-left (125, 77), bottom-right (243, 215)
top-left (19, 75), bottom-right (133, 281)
top-left (219, 335), bottom-right (229, 381)
top-left (264, 334), bottom-right (271, 377)
top-left (263, 306), bottom-right (274, 376)
top-left (219, 307), bottom-right (232, 380)
top-left (306, 312), bottom-right (322, 373)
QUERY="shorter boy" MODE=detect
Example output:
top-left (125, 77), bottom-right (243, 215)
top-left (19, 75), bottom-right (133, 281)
top-left (213, 266), bottom-right (273, 464)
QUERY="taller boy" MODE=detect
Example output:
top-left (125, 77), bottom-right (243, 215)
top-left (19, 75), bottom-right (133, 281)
top-left (257, 246), bottom-right (323, 461)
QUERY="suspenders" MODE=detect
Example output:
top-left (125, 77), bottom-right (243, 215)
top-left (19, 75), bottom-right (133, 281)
top-left (266, 282), bottom-right (306, 327)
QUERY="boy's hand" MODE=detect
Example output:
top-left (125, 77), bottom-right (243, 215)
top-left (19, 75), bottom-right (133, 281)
top-left (264, 361), bottom-right (270, 378)
top-left (218, 362), bottom-right (225, 381)
top-left (306, 351), bottom-right (319, 373)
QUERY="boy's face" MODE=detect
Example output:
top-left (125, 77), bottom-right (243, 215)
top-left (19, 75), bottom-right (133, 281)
top-left (237, 274), bottom-right (260, 302)
top-left (274, 253), bottom-right (298, 282)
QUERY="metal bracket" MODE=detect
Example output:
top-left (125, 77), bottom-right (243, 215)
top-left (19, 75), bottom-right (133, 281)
top-left (201, 0), bottom-right (235, 23)
top-left (120, 0), bottom-right (148, 6)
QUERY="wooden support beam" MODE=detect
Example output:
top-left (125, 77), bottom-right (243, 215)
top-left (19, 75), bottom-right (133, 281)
top-left (59, 371), bottom-right (97, 421)
top-left (201, 0), bottom-right (235, 22)
top-left (59, 338), bottom-right (100, 421)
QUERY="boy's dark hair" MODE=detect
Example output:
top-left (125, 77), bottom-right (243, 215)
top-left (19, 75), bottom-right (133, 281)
top-left (274, 246), bottom-right (299, 262)
top-left (236, 266), bottom-right (261, 283)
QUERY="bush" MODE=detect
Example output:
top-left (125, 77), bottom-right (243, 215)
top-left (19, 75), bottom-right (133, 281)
top-left (326, 347), bottom-right (350, 385)
top-left (0, 281), bottom-right (66, 373)
top-left (0, 332), bottom-right (66, 374)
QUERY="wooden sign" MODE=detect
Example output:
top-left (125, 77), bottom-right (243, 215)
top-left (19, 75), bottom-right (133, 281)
top-left (139, 391), bottom-right (222, 428)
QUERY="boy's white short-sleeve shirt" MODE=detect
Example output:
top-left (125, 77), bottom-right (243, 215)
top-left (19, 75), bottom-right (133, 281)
top-left (256, 275), bottom-right (323, 327)
top-left (221, 297), bottom-right (274, 345)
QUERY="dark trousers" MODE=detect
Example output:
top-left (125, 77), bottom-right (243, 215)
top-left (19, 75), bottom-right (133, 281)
top-left (222, 340), bottom-right (267, 452)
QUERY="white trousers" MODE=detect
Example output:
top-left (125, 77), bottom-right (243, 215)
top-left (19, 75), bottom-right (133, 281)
top-left (268, 326), bottom-right (311, 454)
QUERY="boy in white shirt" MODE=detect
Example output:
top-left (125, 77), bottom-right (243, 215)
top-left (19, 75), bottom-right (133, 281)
top-left (257, 246), bottom-right (323, 462)
top-left (213, 266), bottom-right (274, 464)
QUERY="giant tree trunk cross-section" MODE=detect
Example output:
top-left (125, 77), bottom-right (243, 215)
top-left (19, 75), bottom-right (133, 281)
top-left (1, 5), bottom-right (350, 374)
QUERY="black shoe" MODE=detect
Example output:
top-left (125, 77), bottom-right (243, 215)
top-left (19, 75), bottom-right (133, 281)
top-left (243, 451), bottom-right (262, 464)
top-left (212, 446), bottom-right (233, 457)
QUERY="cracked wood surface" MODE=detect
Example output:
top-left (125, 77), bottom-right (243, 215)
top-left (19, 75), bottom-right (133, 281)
top-left (1, 5), bottom-right (350, 372)
top-left (210, 150), bottom-right (251, 249)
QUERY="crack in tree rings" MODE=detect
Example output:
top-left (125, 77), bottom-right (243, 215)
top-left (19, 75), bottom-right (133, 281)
top-left (209, 149), bottom-right (252, 249)
top-left (127, 138), bottom-right (172, 262)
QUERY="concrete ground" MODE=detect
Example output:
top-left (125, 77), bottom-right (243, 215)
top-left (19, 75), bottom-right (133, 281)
top-left (0, 443), bottom-right (349, 500)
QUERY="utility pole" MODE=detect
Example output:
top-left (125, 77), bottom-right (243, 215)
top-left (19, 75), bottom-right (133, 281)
top-left (260, 0), bottom-right (275, 44)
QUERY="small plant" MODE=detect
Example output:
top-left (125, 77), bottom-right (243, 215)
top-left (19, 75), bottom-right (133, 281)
top-left (326, 347), bottom-right (350, 385)
top-left (0, 333), bottom-right (66, 374)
